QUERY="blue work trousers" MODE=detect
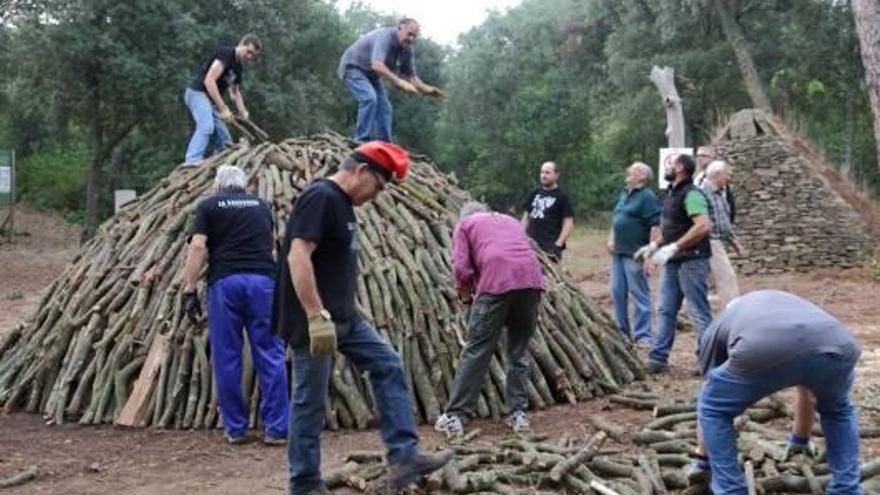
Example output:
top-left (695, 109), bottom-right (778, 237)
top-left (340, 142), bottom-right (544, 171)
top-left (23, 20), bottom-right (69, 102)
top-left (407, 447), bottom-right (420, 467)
top-left (649, 257), bottom-right (713, 366)
top-left (342, 69), bottom-right (393, 143)
top-left (699, 353), bottom-right (861, 495)
top-left (610, 254), bottom-right (653, 343)
top-left (288, 318), bottom-right (418, 494)
top-left (208, 273), bottom-right (289, 439)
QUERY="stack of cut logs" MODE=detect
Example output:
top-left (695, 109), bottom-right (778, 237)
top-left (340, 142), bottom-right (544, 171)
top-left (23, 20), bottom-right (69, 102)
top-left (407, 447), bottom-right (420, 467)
top-left (0, 133), bottom-right (643, 429)
top-left (328, 389), bottom-right (880, 494)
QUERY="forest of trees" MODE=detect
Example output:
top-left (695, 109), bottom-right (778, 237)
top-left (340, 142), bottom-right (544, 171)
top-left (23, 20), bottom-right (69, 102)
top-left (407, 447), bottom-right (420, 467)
top-left (1, 0), bottom-right (878, 238)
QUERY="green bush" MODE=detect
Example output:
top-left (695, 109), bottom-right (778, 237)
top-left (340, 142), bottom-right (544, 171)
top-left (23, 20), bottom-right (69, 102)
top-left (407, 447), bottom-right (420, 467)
top-left (16, 139), bottom-right (90, 222)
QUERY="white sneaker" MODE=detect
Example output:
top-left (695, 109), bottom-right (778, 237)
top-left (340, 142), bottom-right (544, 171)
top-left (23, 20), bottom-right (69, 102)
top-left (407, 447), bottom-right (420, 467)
top-left (506, 410), bottom-right (531, 433)
top-left (434, 413), bottom-right (463, 437)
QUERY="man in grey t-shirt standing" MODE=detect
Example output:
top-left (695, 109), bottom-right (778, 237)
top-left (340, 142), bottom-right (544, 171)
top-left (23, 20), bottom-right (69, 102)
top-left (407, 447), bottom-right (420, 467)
top-left (695, 290), bottom-right (861, 495)
top-left (337, 18), bottom-right (443, 143)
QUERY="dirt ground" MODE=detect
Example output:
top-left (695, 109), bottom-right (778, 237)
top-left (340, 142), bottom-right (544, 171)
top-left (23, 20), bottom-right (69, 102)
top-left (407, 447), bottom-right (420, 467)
top-left (1, 214), bottom-right (879, 494)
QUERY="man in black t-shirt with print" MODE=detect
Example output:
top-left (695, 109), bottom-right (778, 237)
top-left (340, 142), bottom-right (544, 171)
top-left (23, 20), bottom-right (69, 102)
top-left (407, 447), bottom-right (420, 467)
top-left (183, 34), bottom-right (261, 166)
top-left (273, 141), bottom-right (452, 495)
top-left (183, 165), bottom-right (289, 445)
top-left (521, 161), bottom-right (575, 261)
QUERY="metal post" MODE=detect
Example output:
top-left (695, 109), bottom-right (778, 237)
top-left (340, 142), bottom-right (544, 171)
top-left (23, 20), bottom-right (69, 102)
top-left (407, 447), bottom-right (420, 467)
top-left (8, 149), bottom-right (14, 243)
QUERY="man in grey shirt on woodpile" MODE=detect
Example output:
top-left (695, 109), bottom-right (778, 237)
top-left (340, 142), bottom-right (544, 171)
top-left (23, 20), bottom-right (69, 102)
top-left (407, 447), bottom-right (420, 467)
top-left (692, 290), bottom-right (862, 495)
top-left (337, 18), bottom-right (443, 143)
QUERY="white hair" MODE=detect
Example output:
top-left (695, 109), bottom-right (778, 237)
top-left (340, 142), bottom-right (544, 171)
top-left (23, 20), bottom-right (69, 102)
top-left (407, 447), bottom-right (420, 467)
top-left (459, 201), bottom-right (489, 221)
top-left (706, 160), bottom-right (730, 178)
top-left (630, 161), bottom-right (653, 183)
top-left (214, 165), bottom-right (247, 190)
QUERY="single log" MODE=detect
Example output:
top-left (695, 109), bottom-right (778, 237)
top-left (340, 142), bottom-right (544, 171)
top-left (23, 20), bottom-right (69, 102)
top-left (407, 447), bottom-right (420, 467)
top-left (609, 395), bottom-right (655, 411)
top-left (590, 479), bottom-right (623, 495)
top-left (634, 429), bottom-right (696, 446)
top-left (590, 414), bottom-right (626, 440)
top-left (653, 401), bottom-right (696, 418)
top-left (745, 461), bottom-right (757, 495)
top-left (645, 412), bottom-right (698, 431)
top-left (639, 454), bottom-right (669, 495)
top-left (549, 431), bottom-right (607, 483)
top-left (0, 465), bottom-right (39, 489)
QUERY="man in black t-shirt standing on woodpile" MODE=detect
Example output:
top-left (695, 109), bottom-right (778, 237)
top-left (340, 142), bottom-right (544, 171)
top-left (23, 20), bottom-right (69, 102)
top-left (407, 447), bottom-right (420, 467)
top-left (521, 161), bottom-right (575, 262)
top-left (273, 141), bottom-right (452, 495)
top-left (183, 34), bottom-right (261, 166)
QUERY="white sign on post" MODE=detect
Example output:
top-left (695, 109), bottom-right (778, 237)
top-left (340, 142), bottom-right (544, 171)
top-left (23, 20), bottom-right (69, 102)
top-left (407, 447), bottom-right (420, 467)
top-left (658, 147), bottom-right (693, 190)
top-left (0, 166), bottom-right (10, 194)
top-left (114, 189), bottom-right (137, 213)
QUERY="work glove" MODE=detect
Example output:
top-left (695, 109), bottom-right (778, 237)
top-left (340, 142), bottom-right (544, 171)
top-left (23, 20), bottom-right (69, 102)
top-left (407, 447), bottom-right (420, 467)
top-left (650, 243), bottom-right (679, 266)
top-left (308, 314), bottom-right (337, 356)
top-left (397, 79), bottom-right (419, 94)
top-left (219, 108), bottom-right (235, 123)
top-left (184, 291), bottom-right (201, 326)
top-left (239, 109), bottom-right (250, 121)
top-left (547, 244), bottom-right (563, 262)
top-left (783, 438), bottom-right (818, 461)
top-left (633, 241), bottom-right (658, 262)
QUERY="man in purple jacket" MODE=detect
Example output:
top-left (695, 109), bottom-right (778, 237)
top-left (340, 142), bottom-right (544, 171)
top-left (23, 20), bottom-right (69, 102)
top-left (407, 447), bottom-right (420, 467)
top-left (434, 202), bottom-right (545, 437)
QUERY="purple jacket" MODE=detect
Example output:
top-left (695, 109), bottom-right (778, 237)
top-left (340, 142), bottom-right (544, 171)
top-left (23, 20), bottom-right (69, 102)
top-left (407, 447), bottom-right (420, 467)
top-left (452, 212), bottom-right (545, 297)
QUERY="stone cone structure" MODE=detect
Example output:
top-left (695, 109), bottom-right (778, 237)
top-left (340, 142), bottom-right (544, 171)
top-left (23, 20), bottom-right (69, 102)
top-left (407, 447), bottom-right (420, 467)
top-left (712, 109), bottom-right (877, 275)
top-left (0, 133), bottom-right (642, 431)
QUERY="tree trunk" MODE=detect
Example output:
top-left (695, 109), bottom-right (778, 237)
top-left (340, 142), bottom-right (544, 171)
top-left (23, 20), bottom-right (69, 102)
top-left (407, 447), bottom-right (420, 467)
top-left (649, 66), bottom-right (685, 147)
top-left (81, 155), bottom-right (105, 243)
top-left (853, 0), bottom-right (880, 174)
top-left (842, 80), bottom-right (856, 181)
top-left (713, 0), bottom-right (771, 112)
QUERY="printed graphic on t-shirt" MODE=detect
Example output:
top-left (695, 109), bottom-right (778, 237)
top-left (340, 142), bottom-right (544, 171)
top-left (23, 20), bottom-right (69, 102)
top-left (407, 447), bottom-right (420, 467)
top-left (529, 195), bottom-right (557, 219)
top-left (223, 71), bottom-right (236, 87)
top-left (217, 198), bottom-right (260, 208)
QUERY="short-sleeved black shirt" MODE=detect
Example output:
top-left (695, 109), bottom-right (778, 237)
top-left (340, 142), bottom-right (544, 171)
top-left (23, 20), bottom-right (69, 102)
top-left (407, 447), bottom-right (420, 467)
top-left (272, 179), bottom-right (359, 348)
top-left (189, 46), bottom-right (242, 94)
top-left (522, 187), bottom-right (574, 251)
top-left (190, 188), bottom-right (275, 285)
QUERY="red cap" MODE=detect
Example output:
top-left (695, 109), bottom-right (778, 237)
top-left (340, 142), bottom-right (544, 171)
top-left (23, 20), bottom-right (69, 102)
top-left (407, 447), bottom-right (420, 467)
top-left (352, 141), bottom-right (410, 182)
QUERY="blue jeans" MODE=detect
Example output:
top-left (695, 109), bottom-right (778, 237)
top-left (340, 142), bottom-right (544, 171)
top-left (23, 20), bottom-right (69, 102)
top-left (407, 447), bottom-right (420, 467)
top-left (342, 69), bottom-right (393, 142)
top-left (207, 274), bottom-right (289, 439)
top-left (288, 318), bottom-right (418, 494)
top-left (610, 255), bottom-right (653, 343)
top-left (184, 87), bottom-right (232, 163)
top-left (649, 257), bottom-right (712, 365)
top-left (699, 354), bottom-right (861, 495)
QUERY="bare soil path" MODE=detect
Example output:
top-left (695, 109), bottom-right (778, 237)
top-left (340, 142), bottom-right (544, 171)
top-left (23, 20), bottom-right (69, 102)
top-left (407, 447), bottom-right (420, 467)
top-left (1, 219), bottom-right (877, 494)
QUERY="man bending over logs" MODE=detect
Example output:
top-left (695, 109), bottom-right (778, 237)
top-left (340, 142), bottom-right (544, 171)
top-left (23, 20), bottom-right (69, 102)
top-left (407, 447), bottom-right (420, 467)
top-left (435, 201), bottom-right (545, 437)
top-left (273, 141), bottom-right (452, 495)
top-left (691, 290), bottom-right (862, 495)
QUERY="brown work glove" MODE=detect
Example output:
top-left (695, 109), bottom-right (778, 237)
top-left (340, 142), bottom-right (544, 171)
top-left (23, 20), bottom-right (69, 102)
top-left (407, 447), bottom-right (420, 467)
top-left (307, 314), bottom-right (337, 356)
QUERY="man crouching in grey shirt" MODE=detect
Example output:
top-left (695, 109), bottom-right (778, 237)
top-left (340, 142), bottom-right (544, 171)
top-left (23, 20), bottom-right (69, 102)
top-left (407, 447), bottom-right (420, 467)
top-left (692, 290), bottom-right (861, 495)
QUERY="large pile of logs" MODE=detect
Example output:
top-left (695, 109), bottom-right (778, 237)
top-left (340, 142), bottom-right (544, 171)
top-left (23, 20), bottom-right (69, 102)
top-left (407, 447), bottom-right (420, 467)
top-left (0, 133), bottom-right (642, 429)
top-left (330, 389), bottom-right (880, 494)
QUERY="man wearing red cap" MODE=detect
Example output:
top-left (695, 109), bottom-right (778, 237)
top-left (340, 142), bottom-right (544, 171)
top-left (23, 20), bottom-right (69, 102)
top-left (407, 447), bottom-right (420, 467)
top-left (273, 141), bottom-right (452, 495)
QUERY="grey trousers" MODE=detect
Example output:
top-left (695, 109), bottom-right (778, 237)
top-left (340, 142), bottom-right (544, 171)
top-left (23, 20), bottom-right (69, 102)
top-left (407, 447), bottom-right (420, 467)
top-left (445, 288), bottom-right (541, 417)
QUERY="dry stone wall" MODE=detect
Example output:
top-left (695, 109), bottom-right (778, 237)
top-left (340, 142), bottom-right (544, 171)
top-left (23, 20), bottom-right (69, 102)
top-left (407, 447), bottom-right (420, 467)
top-left (714, 135), bottom-right (875, 274)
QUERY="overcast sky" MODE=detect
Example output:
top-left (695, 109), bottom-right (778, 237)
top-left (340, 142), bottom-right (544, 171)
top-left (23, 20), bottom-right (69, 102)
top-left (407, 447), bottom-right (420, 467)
top-left (334, 0), bottom-right (524, 46)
